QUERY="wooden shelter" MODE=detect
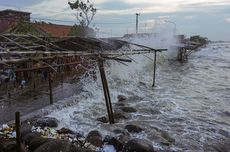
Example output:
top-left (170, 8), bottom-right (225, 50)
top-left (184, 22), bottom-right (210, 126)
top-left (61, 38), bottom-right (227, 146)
top-left (0, 33), bottom-right (167, 124)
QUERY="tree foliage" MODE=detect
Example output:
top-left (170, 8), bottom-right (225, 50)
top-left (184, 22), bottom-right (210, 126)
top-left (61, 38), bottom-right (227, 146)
top-left (68, 24), bottom-right (96, 37)
top-left (68, 0), bottom-right (96, 27)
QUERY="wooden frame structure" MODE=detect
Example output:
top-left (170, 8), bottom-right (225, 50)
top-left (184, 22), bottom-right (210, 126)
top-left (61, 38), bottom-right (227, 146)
top-left (0, 34), bottom-right (167, 124)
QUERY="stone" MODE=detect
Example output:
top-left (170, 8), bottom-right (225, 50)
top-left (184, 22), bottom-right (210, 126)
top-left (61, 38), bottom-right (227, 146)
top-left (118, 134), bottom-right (131, 145)
top-left (28, 136), bottom-right (50, 152)
top-left (71, 144), bottom-right (95, 152)
top-left (160, 131), bottom-right (175, 143)
top-left (57, 127), bottom-right (75, 134)
top-left (22, 132), bottom-right (41, 145)
top-left (107, 137), bottom-right (124, 152)
top-left (34, 140), bottom-right (71, 152)
top-left (113, 112), bottom-right (128, 120)
top-left (3, 141), bottom-right (17, 152)
top-left (117, 95), bottom-right (127, 102)
top-left (113, 128), bottom-right (130, 136)
top-left (21, 124), bottom-right (32, 138)
top-left (123, 139), bottom-right (155, 152)
top-left (222, 111), bottom-right (230, 117)
top-left (125, 125), bottom-right (143, 133)
top-left (86, 130), bottom-right (103, 147)
top-left (114, 102), bottom-right (126, 107)
top-left (36, 117), bottom-right (59, 128)
top-left (96, 116), bottom-right (108, 123)
top-left (121, 107), bottom-right (137, 113)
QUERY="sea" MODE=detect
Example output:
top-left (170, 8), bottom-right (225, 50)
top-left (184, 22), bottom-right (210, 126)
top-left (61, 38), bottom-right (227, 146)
top-left (46, 40), bottom-right (230, 151)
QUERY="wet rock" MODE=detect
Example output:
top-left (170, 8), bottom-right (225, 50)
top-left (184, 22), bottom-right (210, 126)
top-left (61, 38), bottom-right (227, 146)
top-left (36, 117), bottom-right (59, 128)
top-left (57, 127), bottom-right (75, 134)
top-left (107, 137), bottom-right (124, 152)
top-left (103, 135), bottom-right (113, 142)
top-left (21, 124), bottom-right (32, 138)
top-left (113, 128), bottom-right (130, 136)
top-left (96, 116), bottom-right (108, 123)
top-left (22, 132), bottom-right (41, 145)
top-left (118, 134), bottom-right (131, 145)
top-left (86, 130), bottom-right (103, 147)
top-left (114, 102), bottom-right (126, 107)
top-left (125, 125), bottom-right (143, 133)
top-left (121, 107), bottom-right (137, 113)
top-left (123, 139), bottom-right (155, 152)
top-left (71, 144), bottom-right (95, 152)
top-left (222, 111), bottom-right (230, 117)
top-left (0, 140), bottom-right (26, 152)
top-left (160, 131), bottom-right (175, 143)
top-left (148, 131), bottom-right (171, 146)
top-left (2, 141), bottom-right (17, 152)
top-left (118, 95), bottom-right (127, 102)
top-left (28, 136), bottom-right (50, 151)
top-left (113, 112), bottom-right (128, 120)
top-left (34, 140), bottom-right (71, 152)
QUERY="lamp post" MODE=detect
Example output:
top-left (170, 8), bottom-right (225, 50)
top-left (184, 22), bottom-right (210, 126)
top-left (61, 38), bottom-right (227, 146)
top-left (136, 13), bottom-right (140, 34)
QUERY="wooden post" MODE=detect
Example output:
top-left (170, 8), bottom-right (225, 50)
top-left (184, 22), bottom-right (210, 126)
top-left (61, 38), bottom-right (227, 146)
top-left (98, 58), bottom-right (114, 124)
top-left (15, 112), bottom-right (21, 152)
top-left (48, 70), bottom-right (53, 104)
top-left (152, 51), bottom-right (157, 87)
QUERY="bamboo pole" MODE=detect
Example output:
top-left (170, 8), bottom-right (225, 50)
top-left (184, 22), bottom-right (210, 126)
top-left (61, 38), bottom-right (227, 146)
top-left (48, 70), bottom-right (53, 104)
top-left (98, 57), bottom-right (114, 124)
top-left (15, 111), bottom-right (21, 152)
top-left (152, 51), bottom-right (157, 87)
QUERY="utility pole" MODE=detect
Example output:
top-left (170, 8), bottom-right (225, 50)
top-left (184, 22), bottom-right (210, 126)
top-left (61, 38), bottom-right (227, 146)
top-left (136, 13), bottom-right (140, 34)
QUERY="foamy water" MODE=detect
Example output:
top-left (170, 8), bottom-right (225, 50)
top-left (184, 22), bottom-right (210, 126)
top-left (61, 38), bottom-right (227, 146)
top-left (47, 41), bottom-right (230, 151)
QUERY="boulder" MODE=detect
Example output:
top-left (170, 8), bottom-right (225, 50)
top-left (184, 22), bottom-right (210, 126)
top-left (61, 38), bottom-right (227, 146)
top-left (222, 111), bottom-right (230, 117)
top-left (123, 139), bottom-right (155, 152)
top-left (121, 107), bottom-right (137, 113)
top-left (117, 95), bottom-right (127, 102)
top-left (86, 130), bottom-right (103, 147)
top-left (71, 144), bottom-right (95, 152)
top-left (21, 124), bottom-right (32, 138)
top-left (0, 140), bottom-right (26, 152)
top-left (160, 131), bottom-right (175, 143)
top-left (36, 117), bottom-right (59, 128)
top-left (125, 125), bottom-right (143, 133)
top-left (96, 116), bottom-right (108, 123)
top-left (113, 112), bottom-right (128, 120)
top-left (22, 132), bottom-right (41, 145)
top-left (28, 136), bottom-right (50, 151)
top-left (34, 140), bottom-right (71, 152)
top-left (2, 141), bottom-right (16, 152)
top-left (113, 128), bottom-right (130, 136)
top-left (57, 127), bottom-right (75, 134)
top-left (107, 137), bottom-right (124, 152)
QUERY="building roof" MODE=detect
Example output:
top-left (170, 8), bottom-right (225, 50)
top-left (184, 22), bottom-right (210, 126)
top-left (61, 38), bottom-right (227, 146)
top-left (32, 23), bottom-right (72, 37)
top-left (0, 9), bottom-right (31, 14)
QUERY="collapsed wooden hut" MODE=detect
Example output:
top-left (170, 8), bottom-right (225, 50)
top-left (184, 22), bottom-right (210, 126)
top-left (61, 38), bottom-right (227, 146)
top-left (0, 33), bottom-right (167, 124)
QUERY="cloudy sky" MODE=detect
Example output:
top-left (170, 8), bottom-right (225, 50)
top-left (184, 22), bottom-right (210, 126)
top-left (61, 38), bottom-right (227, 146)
top-left (0, 0), bottom-right (230, 40)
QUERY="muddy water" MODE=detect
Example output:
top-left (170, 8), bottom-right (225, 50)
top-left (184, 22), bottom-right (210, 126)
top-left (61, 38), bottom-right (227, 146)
top-left (47, 42), bottom-right (230, 151)
top-left (0, 81), bottom-right (82, 123)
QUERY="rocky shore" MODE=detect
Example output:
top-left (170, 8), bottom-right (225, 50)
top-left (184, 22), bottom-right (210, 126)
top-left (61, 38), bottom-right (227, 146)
top-left (1, 94), bottom-right (229, 152)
